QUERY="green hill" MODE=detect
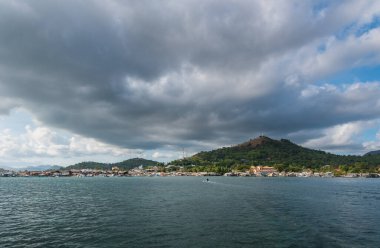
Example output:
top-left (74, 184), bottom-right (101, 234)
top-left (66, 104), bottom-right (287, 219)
top-left (66, 158), bottom-right (162, 170)
top-left (65, 161), bottom-right (109, 170)
top-left (113, 158), bottom-right (162, 170)
top-left (169, 136), bottom-right (380, 172)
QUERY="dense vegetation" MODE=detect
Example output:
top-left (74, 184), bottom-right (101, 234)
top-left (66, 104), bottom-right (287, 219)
top-left (66, 158), bottom-right (163, 170)
top-left (113, 158), bottom-right (163, 169)
top-left (169, 136), bottom-right (380, 173)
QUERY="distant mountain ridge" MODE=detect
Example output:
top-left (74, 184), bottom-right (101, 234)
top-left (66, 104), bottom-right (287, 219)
top-left (365, 150), bottom-right (380, 156)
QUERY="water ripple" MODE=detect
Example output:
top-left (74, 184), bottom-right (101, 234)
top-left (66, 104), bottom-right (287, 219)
top-left (1, 177), bottom-right (380, 247)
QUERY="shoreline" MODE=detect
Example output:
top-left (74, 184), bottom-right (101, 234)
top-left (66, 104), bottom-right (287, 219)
top-left (1, 171), bottom-right (379, 178)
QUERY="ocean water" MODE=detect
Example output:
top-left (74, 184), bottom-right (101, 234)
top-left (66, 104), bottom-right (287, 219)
top-left (1, 177), bottom-right (380, 248)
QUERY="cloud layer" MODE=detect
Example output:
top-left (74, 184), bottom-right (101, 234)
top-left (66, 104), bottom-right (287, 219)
top-left (0, 125), bottom-right (134, 160)
top-left (1, 0), bottom-right (380, 157)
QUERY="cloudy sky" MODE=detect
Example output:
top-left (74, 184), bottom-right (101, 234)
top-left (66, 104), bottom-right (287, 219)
top-left (1, 0), bottom-right (380, 167)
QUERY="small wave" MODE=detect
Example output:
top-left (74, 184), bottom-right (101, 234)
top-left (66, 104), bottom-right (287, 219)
top-left (202, 180), bottom-right (216, 184)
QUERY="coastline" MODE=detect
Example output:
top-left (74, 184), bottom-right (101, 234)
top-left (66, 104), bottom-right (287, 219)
top-left (1, 169), bottom-right (379, 178)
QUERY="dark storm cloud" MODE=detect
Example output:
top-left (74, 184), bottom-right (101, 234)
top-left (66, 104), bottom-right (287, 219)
top-left (1, 0), bottom-right (380, 151)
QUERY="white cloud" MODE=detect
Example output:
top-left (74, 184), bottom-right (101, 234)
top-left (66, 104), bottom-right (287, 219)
top-left (272, 27), bottom-right (380, 87)
top-left (0, 129), bottom-right (19, 156)
top-left (302, 121), bottom-right (376, 153)
top-left (304, 123), bottom-right (360, 147)
top-left (0, 125), bottom-right (134, 159)
top-left (152, 151), bottom-right (177, 159)
top-left (307, 28), bottom-right (380, 78)
top-left (22, 125), bottom-right (67, 156)
top-left (363, 130), bottom-right (380, 152)
top-left (68, 135), bottom-right (132, 157)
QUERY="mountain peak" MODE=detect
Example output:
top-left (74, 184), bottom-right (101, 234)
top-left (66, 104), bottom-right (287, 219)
top-left (237, 136), bottom-right (274, 148)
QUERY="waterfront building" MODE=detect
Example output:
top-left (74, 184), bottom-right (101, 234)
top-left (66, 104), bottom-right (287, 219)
top-left (250, 166), bottom-right (278, 176)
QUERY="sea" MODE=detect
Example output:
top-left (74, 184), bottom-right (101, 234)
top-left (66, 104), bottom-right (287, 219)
top-left (1, 177), bottom-right (380, 248)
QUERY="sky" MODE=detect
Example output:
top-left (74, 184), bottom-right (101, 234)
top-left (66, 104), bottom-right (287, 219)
top-left (1, 0), bottom-right (380, 168)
